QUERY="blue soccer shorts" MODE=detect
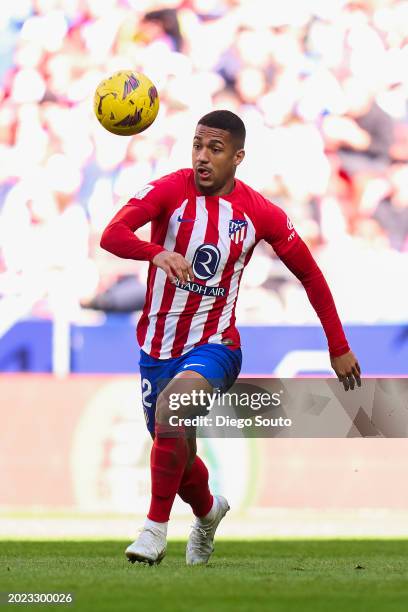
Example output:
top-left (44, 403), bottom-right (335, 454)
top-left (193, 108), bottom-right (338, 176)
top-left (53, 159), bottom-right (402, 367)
top-left (139, 343), bottom-right (242, 434)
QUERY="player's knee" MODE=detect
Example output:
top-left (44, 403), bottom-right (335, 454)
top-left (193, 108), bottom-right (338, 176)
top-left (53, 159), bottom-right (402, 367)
top-left (155, 391), bottom-right (171, 425)
top-left (156, 371), bottom-right (212, 425)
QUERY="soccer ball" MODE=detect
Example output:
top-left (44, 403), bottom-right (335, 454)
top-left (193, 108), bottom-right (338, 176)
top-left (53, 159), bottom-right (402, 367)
top-left (93, 70), bottom-right (159, 136)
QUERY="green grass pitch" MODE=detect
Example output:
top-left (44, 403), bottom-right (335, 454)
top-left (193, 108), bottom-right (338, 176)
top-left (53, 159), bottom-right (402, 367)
top-left (1, 540), bottom-right (408, 611)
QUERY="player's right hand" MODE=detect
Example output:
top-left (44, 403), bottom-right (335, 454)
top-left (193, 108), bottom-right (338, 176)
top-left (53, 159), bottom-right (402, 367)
top-left (330, 350), bottom-right (361, 391)
top-left (152, 250), bottom-right (194, 284)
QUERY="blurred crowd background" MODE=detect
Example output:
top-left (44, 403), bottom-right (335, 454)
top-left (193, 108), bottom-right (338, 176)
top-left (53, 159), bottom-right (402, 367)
top-left (1, 0), bottom-right (407, 327)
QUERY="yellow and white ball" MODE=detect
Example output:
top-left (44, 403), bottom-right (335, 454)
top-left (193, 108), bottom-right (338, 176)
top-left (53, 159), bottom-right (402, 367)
top-left (93, 70), bottom-right (159, 136)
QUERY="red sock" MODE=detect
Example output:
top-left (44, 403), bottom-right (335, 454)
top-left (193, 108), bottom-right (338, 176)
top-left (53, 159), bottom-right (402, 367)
top-left (148, 431), bottom-right (188, 523)
top-left (178, 455), bottom-right (214, 518)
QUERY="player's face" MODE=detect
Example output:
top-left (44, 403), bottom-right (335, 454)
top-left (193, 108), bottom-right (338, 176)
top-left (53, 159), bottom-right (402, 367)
top-left (192, 125), bottom-right (245, 196)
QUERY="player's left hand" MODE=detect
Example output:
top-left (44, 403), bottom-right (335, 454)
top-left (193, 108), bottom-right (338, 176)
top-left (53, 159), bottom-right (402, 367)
top-left (330, 350), bottom-right (361, 391)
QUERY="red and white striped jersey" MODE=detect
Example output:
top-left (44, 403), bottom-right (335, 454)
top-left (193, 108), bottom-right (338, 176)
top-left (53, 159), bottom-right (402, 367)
top-left (101, 168), bottom-right (350, 360)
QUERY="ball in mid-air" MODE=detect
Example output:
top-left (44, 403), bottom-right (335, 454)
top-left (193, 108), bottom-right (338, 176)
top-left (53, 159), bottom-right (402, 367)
top-left (93, 71), bottom-right (159, 136)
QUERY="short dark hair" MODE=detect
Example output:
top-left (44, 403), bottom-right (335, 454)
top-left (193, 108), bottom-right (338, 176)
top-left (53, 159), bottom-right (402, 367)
top-left (197, 110), bottom-right (246, 149)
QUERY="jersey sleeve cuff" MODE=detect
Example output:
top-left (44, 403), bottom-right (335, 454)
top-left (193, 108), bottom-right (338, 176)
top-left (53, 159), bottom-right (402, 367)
top-left (147, 244), bottom-right (166, 261)
top-left (329, 344), bottom-right (350, 358)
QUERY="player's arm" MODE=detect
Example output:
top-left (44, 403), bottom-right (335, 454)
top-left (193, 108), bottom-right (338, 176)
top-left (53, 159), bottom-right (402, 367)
top-left (100, 178), bottom-right (193, 283)
top-left (100, 197), bottom-right (165, 261)
top-left (261, 202), bottom-right (361, 391)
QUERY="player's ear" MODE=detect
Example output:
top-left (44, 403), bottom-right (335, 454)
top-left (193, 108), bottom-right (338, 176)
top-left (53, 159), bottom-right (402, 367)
top-left (234, 148), bottom-right (245, 167)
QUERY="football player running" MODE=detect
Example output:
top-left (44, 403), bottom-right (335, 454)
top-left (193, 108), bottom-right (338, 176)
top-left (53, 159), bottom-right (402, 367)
top-left (100, 110), bottom-right (361, 566)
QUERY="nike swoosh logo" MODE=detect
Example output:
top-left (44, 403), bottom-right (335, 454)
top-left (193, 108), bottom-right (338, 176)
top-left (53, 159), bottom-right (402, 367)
top-left (177, 215), bottom-right (196, 223)
top-left (182, 363), bottom-right (204, 368)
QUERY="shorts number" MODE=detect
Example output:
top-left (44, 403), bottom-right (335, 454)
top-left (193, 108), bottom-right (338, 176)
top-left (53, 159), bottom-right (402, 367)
top-left (142, 378), bottom-right (152, 408)
top-left (141, 378), bottom-right (152, 427)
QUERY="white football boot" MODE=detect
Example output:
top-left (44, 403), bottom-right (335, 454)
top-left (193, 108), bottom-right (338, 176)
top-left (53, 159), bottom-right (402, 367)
top-left (125, 528), bottom-right (167, 565)
top-left (186, 495), bottom-right (230, 566)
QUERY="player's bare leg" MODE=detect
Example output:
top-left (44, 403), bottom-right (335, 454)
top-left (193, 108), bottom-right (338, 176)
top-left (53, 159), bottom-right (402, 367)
top-left (126, 370), bottom-right (229, 565)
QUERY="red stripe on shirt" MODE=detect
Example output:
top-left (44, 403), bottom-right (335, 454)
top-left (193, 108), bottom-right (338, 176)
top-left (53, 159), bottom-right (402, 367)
top-left (220, 244), bottom-right (255, 347)
top-left (170, 196), bottom-right (219, 357)
top-left (197, 203), bottom-right (246, 347)
top-left (137, 213), bottom-right (174, 348)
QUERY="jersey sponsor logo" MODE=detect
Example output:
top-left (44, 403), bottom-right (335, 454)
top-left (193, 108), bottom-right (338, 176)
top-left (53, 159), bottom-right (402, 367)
top-left (192, 244), bottom-right (221, 280)
top-left (134, 184), bottom-right (154, 199)
top-left (229, 219), bottom-right (248, 244)
top-left (173, 278), bottom-right (226, 297)
top-left (287, 217), bottom-right (294, 230)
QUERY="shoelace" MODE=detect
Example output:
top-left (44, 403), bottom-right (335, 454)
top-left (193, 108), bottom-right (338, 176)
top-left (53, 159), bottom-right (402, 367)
top-left (137, 527), bottom-right (166, 546)
top-left (194, 526), bottom-right (207, 536)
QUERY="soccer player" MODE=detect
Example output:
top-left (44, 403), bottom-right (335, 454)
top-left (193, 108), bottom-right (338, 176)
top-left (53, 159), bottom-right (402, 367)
top-left (100, 110), bottom-right (361, 566)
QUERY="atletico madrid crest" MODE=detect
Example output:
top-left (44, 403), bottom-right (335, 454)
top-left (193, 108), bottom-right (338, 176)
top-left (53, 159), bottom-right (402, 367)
top-left (229, 219), bottom-right (248, 244)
